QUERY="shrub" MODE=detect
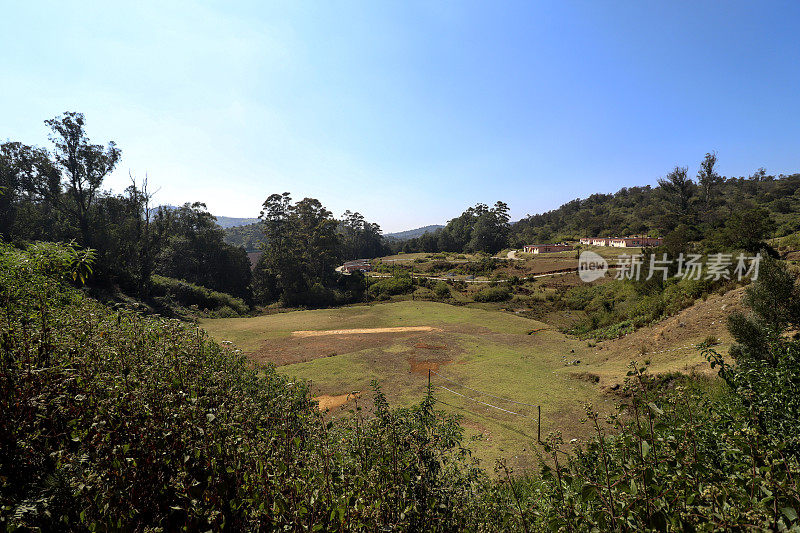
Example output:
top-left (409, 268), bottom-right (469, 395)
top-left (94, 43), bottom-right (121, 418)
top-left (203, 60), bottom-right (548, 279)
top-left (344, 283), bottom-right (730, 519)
top-left (529, 365), bottom-right (800, 531)
top-left (473, 286), bottom-right (511, 302)
top-left (368, 274), bottom-right (413, 298)
top-left (433, 281), bottom-right (451, 299)
top-left (150, 274), bottom-right (249, 315)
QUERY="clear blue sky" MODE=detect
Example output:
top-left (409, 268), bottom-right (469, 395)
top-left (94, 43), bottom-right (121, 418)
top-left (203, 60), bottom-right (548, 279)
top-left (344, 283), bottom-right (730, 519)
top-left (2, 1), bottom-right (799, 232)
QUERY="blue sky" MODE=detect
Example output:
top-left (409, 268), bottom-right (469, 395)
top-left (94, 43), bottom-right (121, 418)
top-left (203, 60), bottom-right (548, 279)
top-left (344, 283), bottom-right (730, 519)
top-left (2, 1), bottom-right (799, 232)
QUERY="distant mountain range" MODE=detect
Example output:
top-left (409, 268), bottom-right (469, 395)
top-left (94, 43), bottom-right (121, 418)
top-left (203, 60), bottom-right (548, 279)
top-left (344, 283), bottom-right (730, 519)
top-left (158, 204), bottom-right (443, 238)
top-left (214, 215), bottom-right (260, 229)
top-left (152, 205), bottom-right (259, 229)
top-left (384, 225), bottom-right (444, 240)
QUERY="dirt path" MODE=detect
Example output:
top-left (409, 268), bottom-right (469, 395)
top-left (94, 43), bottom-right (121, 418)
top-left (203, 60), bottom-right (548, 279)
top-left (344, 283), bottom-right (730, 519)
top-left (292, 326), bottom-right (440, 337)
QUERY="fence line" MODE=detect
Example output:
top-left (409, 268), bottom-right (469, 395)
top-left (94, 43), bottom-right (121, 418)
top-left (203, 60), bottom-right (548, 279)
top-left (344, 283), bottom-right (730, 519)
top-left (435, 384), bottom-right (530, 417)
top-left (430, 370), bottom-right (539, 408)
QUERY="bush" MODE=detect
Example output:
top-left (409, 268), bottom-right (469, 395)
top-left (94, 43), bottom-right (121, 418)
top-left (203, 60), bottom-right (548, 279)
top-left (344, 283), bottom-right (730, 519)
top-left (433, 281), bottom-right (451, 299)
top-left (150, 274), bottom-right (249, 315)
top-left (473, 286), bottom-right (511, 302)
top-left (526, 365), bottom-right (800, 531)
top-left (368, 274), bottom-right (413, 298)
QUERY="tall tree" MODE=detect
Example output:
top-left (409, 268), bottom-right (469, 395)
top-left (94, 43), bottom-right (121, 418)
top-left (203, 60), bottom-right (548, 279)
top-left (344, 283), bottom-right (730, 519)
top-left (466, 201), bottom-right (510, 253)
top-left (658, 166), bottom-right (696, 225)
top-left (0, 142), bottom-right (60, 239)
top-left (45, 112), bottom-right (121, 246)
top-left (697, 151), bottom-right (722, 210)
top-left (125, 176), bottom-right (169, 297)
top-left (254, 193), bottom-right (342, 306)
top-left (339, 210), bottom-right (386, 259)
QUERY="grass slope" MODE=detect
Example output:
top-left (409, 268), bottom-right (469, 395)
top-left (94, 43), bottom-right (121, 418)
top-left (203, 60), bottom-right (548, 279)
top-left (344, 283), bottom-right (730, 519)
top-left (202, 301), bottom-right (606, 470)
top-left (201, 293), bottom-right (737, 471)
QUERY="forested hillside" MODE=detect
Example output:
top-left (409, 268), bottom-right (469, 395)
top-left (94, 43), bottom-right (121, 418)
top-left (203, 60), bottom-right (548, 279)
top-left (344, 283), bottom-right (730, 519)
top-left (222, 221), bottom-right (263, 251)
top-left (511, 159), bottom-right (800, 246)
top-left (213, 214), bottom-right (259, 228)
top-left (399, 155), bottom-right (800, 255)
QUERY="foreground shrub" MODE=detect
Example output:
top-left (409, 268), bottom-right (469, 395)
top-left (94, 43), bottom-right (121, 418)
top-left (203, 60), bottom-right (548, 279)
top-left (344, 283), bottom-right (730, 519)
top-left (521, 365), bottom-right (800, 531)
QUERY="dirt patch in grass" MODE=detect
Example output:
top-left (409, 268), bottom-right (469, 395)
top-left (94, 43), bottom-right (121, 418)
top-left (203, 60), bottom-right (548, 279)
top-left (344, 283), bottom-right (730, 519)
top-left (292, 326), bottom-right (439, 337)
top-left (251, 332), bottom-right (408, 365)
top-left (406, 334), bottom-right (462, 374)
top-left (315, 391), bottom-right (360, 411)
top-left (252, 327), bottom-right (462, 366)
top-left (415, 342), bottom-right (447, 350)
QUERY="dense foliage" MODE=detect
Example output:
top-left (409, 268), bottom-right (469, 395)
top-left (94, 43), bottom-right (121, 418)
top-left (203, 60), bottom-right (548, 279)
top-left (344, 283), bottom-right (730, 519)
top-left (367, 273), bottom-right (414, 299)
top-left (150, 274), bottom-right (250, 317)
top-left (512, 157), bottom-right (799, 247)
top-left (520, 366), bottom-right (800, 531)
top-left (400, 201), bottom-right (511, 254)
top-left (563, 275), bottom-right (730, 339)
top-left (222, 221), bottom-right (264, 252)
top-left (0, 113), bottom-right (252, 307)
top-left (251, 194), bottom-right (388, 306)
top-left (154, 203), bottom-right (252, 300)
top-left (472, 286), bottom-right (512, 302)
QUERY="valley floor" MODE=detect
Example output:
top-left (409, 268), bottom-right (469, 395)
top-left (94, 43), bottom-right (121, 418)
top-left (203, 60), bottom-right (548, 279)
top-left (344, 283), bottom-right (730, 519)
top-left (201, 291), bottom-right (743, 472)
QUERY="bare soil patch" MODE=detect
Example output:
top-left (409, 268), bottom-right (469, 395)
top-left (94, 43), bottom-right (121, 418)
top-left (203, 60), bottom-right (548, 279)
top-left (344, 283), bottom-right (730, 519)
top-left (415, 342), bottom-right (447, 350)
top-left (251, 327), bottom-right (457, 366)
top-left (292, 326), bottom-right (439, 337)
top-left (315, 392), bottom-right (360, 411)
top-left (251, 332), bottom-right (408, 365)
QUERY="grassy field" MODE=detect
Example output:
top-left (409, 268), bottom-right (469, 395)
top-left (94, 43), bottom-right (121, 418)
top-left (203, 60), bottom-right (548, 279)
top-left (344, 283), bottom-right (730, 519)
top-left (200, 294), bottom-right (733, 472)
top-left (202, 301), bottom-right (606, 471)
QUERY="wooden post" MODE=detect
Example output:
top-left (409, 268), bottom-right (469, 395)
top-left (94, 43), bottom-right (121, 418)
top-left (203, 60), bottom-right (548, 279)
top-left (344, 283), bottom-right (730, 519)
top-left (428, 369), bottom-right (431, 389)
top-left (538, 405), bottom-right (541, 443)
